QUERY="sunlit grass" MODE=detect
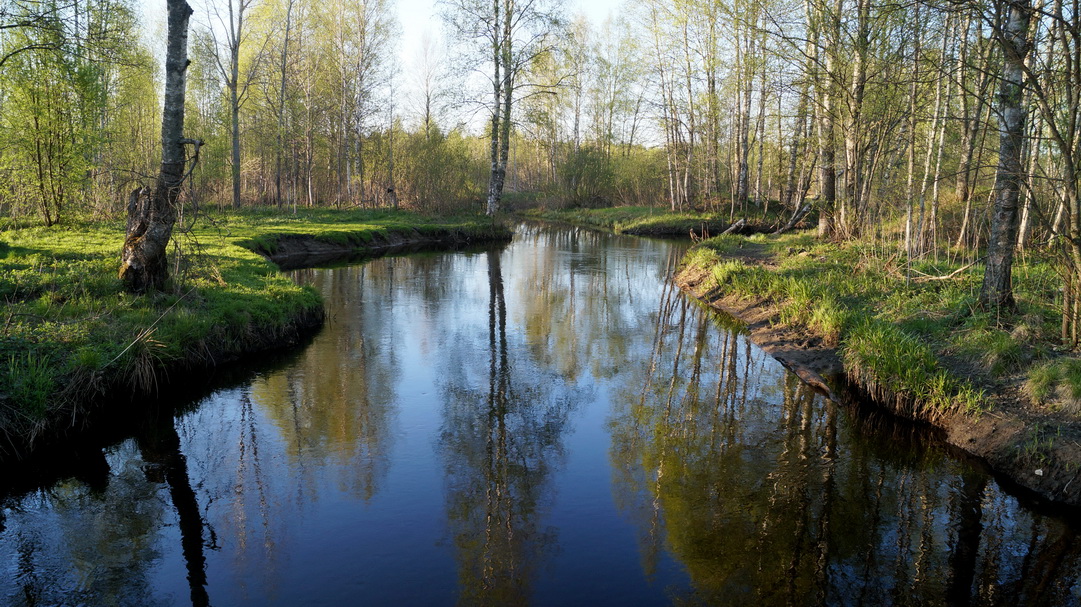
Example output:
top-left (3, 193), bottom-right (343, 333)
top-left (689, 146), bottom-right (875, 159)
top-left (0, 208), bottom-right (506, 440)
top-left (1026, 359), bottom-right (1081, 415)
top-left (520, 206), bottom-right (754, 235)
top-left (677, 230), bottom-right (1032, 418)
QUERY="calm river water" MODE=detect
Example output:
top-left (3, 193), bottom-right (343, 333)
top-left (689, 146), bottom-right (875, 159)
top-left (3, 224), bottom-right (1081, 606)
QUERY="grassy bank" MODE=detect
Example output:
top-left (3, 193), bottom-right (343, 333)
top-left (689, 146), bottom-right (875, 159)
top-left (680, 231), bottom-right (1068, 419)
top-left (676, 230), bottom-right (1081, 503)
top-left (679, 232), bottom-right (1067, 419)
top-left (520, 206), bottom-right (745, 236)
top-left (0, 208), bottom-right (510, 450)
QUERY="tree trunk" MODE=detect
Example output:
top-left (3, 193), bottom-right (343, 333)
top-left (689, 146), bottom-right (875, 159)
top-left (119, 0), bottom-right (193, 293)
top-left (979, 0), bottom-right (1032, 311)
top-left (485, 0), bottom-right (503, 216)
top-left (956, 13), bottom-right (988, 207)
top-left (811, 0), bottom-right (838, 239)
top-left (275, 0), bottom-right (294, 210)
top-left (842, 0), bottom-right (870, 237)
top-left (735, 18), bottom-right (751, 208)
top-left (754, 39), bottom-right (767, 209)
top-left (783, 76), bottom-right (810, 209)
top-left (905, 3), bottom-right (921, 260)
top-left (682, 19), bottom-right (696, 209)
top-left (229, 1), bottom-right (243, 210)
top-left (775, 204), bottom-right (812, 234)
top-left (917, 13), bottom-right (951, 256)
top-left (231, 80), bottom-right (241, 209)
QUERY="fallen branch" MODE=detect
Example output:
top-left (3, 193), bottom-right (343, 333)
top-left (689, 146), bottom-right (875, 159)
top-left (910, 257), bottom-right (985, 282)
top-left (721, 218), bottom-right (747, 235)
top-left (774, 204), bottom-right (812, 234)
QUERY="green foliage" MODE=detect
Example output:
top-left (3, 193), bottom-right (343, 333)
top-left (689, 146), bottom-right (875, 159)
top-left (558, 146), bottom-right (616, 205)
top-left (610, 150), bottom-right (668, 207)
top-left (1025, 358), bottom-right (1081, 415)
top-left (0, 0), bottom-right (156, 223)
top-left (4, 353), bottom-right (56, 419)
top-left (397, 128), bottom-right (484, 211)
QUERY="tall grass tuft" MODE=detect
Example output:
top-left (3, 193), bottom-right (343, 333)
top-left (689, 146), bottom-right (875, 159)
top-left (809, 296), bottom-right (850, 347)
top-left (5, 353), bottom-right (56, 420)
top-left (1025, 361), bottom-right (1060, 403)
top-left (842, 320), bottom-right (985, 421)
top-left (1027, 359), bottom-right (1081, 415)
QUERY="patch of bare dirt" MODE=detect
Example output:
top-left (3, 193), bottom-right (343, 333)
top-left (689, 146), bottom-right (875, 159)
top-left (677, 258), bottom-right (1081, 509)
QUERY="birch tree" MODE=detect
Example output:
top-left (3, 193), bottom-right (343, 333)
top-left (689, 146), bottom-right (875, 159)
top-left (118, 0), bottom-right (198, 292)
top-left (442, 0), bottom-right (564, 215)
top-left (979, 0), bottom-right (1033, 311)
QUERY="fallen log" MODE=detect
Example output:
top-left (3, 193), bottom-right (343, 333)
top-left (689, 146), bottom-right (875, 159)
top-left (721, 218), bottom-right (747, 235)
top-left (774, 203), bottom-right (812, 235)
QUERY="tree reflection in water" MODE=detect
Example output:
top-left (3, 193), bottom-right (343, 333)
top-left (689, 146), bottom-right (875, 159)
top-left (0, 441), bottom-right (170, 606)
top-left (251, 263), bottom-right (400, 500)
top-left (610, 284), bottom-right (1081, 605)
top-left (138, 411), bottom-right (210, 607)
top-left (438, 250), bottom-right (578, 605)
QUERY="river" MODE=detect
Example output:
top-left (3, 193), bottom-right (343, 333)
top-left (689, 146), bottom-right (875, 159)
top-left (2, 223), bottom-right (1080, 606)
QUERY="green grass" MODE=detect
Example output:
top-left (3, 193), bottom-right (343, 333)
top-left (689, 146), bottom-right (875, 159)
top-left (521, 206), bottom-right (736, 235)
top-left (218, 207), bottom-right (508, 254)
top-left (1026, 358), bottom-right (1081, 414)
top-left (4, 352), bottom-right (56, 420)
top-left (0, 207), bottom-right (509, 444)
top-left (676, 231), bottom-right (1063, 420)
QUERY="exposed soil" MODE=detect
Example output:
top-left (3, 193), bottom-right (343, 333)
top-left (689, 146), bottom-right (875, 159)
top-left (676, 245), bottom-right (1081, 509)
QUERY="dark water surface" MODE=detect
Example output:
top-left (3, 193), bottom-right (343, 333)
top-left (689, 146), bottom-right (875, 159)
top-left (3, 224), bottom-right (1081, 606)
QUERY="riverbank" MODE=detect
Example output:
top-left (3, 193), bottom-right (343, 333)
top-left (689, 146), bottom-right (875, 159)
top-left (0, 208), bottom-right (511, 454)
top-left (676, 231), bottom-right (1081, 507)
top-left (519, 206), bottom-right (777, 237)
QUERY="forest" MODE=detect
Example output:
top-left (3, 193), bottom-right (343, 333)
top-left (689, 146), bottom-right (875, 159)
top-left (0, 0), bottom-right (1067, 238)
top-left (1, 0), bottom-right (1080, 415)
